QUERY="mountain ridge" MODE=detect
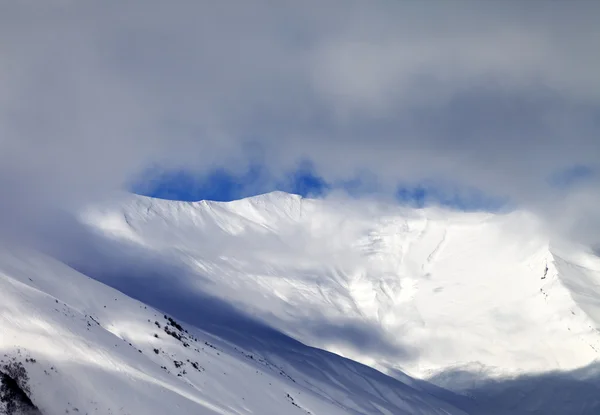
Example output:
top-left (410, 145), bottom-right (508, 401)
top-left (3, 191), bottom-right (600, 414)
top-left (81, 191), bottom-right (600, 383)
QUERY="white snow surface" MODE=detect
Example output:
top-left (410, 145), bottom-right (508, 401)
top-left (0, 246), bottom-right (463, 415)
top-left (83, 192), bottom-right (600, 380)
top-left (3, 190), bottom-right (600, 414)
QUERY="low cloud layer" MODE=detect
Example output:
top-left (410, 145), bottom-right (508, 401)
top-left (1, 1), bottom-right (599, 244)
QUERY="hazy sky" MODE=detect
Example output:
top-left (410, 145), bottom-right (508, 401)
top-left (0, 1), bottom-right (599, 244)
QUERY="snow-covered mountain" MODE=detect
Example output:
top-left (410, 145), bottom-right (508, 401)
top-left (0, 243), bottom-right (467, 415)
top-left (3, 191), bottom-right (600, 414)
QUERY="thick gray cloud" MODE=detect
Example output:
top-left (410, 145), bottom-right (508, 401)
top-left (0, 1), bottom-right (599, 243)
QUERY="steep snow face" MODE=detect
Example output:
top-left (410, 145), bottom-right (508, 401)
top-left (0, 247), bottom-right (464, 415)
top-left (82, 192), bottom-right (600, 388)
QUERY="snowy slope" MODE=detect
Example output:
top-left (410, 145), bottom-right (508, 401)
top-left (0, 246), bottom-right (465, 415)
top-left (76, 191), bottom-right (600, 411)
top-left (5, 190), bottom-right (600, 414)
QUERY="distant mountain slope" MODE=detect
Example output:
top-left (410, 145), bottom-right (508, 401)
top-left (81, 191), bottom-right (600, 386)
top-left (0, 247), bottom-right (464, 415)
top-left (6, 191), bottom-right (599, 414)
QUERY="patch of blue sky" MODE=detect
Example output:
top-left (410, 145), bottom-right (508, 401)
top-left (396, 181), bottom-right (507, 212)
top-left (134, 165), bottom-right (507, 213)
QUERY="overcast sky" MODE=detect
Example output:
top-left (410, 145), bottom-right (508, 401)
top-left (0, 1), bottom-right (599, 245)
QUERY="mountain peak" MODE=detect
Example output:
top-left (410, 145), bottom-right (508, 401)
top-left (21, 191), bottom-right (600, 414)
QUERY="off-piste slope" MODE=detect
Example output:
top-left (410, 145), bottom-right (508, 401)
top-left (82, 191), bottom-right (600, 392)
top-left (0, 246), bottom-right (465, 415)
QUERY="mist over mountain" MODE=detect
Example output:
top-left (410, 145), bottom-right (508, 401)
top-left (2, 2), bottom-right (600, 414)
top-left (3, 191), bottom-right (599, 414)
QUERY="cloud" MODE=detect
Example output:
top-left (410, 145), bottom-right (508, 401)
top-left (1, 1), bottom-right (599, 243)
top-left (425, 362), bottom-right (600, 414)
